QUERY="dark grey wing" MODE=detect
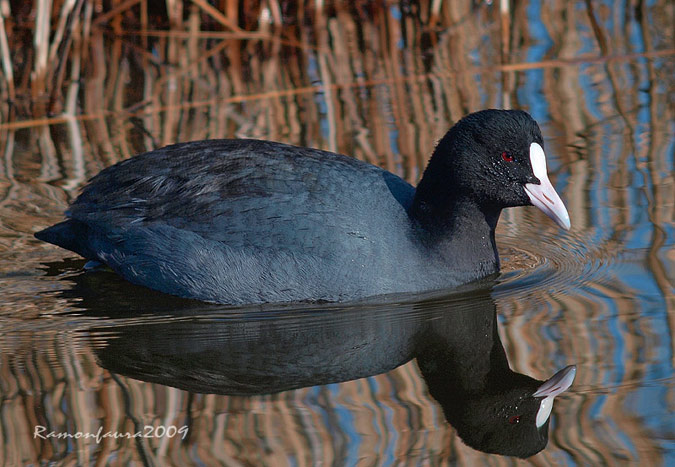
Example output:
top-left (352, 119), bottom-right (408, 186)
top-left (53, 140), bottom-right (416, 303)
top-left (69, 140), bottom-right (411, 254)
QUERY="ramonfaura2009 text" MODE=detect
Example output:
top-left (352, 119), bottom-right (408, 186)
top-left (33, 425), bottom-right (189, 443)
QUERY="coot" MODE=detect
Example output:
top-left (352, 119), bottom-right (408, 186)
top-left (35, 109), bottom-right (570, 304)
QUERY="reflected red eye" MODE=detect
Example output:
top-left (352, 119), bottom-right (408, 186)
top-left (508, 415), bottom-right (521, 424)
top-left (501, 151), bottom-right (514, 162)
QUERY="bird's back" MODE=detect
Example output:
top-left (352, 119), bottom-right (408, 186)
top-left (38, 140), bottom-right (420, 303)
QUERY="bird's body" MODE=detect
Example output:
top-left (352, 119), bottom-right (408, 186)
top-left (36, 110), bottom-right (570, 304)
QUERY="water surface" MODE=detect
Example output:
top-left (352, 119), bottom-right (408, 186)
top-left (0, 1), bottom-right (673, 465)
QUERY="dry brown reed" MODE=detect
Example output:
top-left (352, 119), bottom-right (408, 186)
top-left (0, 0), bottom-right (673, 465)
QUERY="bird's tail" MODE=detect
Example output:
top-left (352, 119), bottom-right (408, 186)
top-left (34, 219), bottom-right (98, 260)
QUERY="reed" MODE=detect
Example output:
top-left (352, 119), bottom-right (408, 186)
top-left (0, 0), bottom-right (673, 465)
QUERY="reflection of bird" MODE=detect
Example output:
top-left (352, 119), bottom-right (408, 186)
top-left (416, 304), bottom-right (575, 458)
top-left (81, 280), bottom-right (574, 458)
top-left (35, 110), bottom-right (569, 304)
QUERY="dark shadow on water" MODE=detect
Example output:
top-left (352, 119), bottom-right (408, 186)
top-left (37, 260), bottom-right (577, 459)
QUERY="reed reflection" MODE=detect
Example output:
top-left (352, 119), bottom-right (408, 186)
top-left (63, 268), bottom-right (575, 458)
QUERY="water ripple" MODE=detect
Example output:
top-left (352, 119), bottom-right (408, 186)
top-left (496, 227), bottom-right (625, 300)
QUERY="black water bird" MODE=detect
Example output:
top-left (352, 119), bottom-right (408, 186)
top-left (35, 110), bottom-right (570, 304)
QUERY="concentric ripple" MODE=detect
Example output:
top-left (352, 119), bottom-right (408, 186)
top-left (495, 226), bottom-right (626, 301)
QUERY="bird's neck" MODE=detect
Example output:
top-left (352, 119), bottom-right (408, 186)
top-left (409, 187), bottom-right (502, 276)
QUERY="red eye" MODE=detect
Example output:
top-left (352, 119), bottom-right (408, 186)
top-left (508, 415), bottom-right (521, 424)
top-left (501, 151), bottom-right (514, 162)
